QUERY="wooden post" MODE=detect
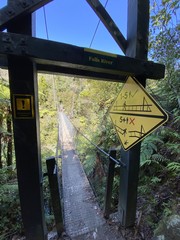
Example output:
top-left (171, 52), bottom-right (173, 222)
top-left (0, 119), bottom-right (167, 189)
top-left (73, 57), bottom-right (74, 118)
top-left (7, 9), bottom-right (47, 239)
top-left (104, 149), bottom-right (116, 219)
top-left (46, 157), bottom-right (64, 237)
top-left (118, 0), bottom-right (149, 227)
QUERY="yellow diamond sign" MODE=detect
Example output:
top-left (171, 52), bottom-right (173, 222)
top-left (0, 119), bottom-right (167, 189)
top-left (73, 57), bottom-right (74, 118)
top-left (109, 76), bottom-right (168, 151)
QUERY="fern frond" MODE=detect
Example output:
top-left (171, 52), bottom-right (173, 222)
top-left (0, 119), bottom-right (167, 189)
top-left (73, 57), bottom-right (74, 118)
top-left (84, 154), bottom-right (96, 176)
top-left (167, 162), bottom-right (180, 173)
top-left (151, 153), bottom-right (168, 162)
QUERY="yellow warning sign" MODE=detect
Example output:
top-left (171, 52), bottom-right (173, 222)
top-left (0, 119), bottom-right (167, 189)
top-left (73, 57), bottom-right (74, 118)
top-left (16, 98), bottom-right (31, 111)
top-left (13, 94), bottom-right (34, 119)
top-left (109, 77), bottom-right (168, 151)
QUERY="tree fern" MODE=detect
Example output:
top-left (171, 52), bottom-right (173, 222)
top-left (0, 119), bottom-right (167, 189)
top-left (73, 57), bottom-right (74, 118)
top-left (151, 153), bottom-right (168, 163)
top-left (165, 142), bottom-right (180, 155)
top-left (140, 134), bottom-right (164, 167)
top-left (83, 153), bottom-right (96, 176)
top-left (167, 162), bottom-right (180, 174)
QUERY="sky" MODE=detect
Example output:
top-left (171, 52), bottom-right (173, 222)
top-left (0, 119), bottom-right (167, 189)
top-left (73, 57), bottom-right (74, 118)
top-left (0, 0), bottom-right (127, 55)
top-left (35, 0), bottom-right (127, 55)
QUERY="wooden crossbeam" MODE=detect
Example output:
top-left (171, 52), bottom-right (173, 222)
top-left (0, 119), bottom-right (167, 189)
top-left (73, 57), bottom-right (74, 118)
top-left (86, 0), bottom-right (127, 54)
top-left (0, 0), bottom-right (53, 31)
top-left (0, 32), bottom-right (165, 81)
top-left (0, 54), bottom-right (126, 82)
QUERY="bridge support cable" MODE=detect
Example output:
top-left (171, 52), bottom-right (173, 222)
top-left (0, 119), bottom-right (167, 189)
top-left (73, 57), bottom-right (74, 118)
top-left (89, 0), bottom-right (109, 48)
top-left (70, 120), bottom-right (126, 168)
top-left (55, 123), bottom-right (62, 160)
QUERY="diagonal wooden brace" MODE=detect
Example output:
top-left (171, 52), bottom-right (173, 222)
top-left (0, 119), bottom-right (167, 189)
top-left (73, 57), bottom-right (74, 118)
top-left (86, 0), bottom-right (127, 54)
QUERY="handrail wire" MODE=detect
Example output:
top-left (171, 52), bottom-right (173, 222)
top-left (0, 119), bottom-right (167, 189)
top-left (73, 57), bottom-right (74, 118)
top-left (72, 124), bottom-right (126, 168)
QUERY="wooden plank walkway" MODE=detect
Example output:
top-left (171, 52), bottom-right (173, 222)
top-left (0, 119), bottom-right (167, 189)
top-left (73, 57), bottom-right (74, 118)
top-left (59, 112), bottom-right (123, 240)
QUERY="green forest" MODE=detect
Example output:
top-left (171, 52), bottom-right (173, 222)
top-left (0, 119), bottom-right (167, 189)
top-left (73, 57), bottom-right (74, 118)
top-left (0, 0), bottom-right (179, 239)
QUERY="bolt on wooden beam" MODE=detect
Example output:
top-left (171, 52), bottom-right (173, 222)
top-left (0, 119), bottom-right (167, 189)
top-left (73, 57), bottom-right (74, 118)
top-left (0, 0), bottom-right (53, 31)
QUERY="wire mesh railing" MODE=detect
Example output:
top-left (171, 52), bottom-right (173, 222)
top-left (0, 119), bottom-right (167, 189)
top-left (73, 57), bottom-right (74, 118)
top-left (58, 112), bottom-right (125, 217)
top-left (58, 111), bottom-right (125, 167)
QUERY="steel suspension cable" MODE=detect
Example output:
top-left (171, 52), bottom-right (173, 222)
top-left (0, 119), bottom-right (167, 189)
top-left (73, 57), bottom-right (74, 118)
top-left (43, 6), bottom-right (49, 40)
top-left (71, 121), bottom-right (126, 167)
top-left (89, 0), bottom-right (109, 48)
top-left (42, 7), bottom-right (62, 160)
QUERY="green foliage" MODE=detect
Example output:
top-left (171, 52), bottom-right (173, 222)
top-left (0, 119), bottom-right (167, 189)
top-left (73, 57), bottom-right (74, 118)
top-left (38, 74), bottom-right (58, 160)
top-left (0, 186), bottom-right (22, 239)
top-left (92, 176), bottom-right (106, 207)
top-left (0, 83), bottom-right (10, 100)
top-left (0, 167), bottom-right (23, 238)
top-left (0, 1), bottom-right (179, 237)
top-left (43, 175), bottom-right (55, 231)
top-left (149, 0), bottom-right (180, 110)
top-left (111, 170), bottom-right (120, 209)
top-left (140, 134), bottom-right (165, 167)
top-left (159, 125), bottom-right (180, 157)
top-left (167, 162), bottom-right (180, 174)
top-left (45, 214), bottom-right (55, 231)
top-left (83, 153), bottom-right (96, 176)
top-left (138, 2), bottom-right (180, 230)
top-left (150, 176), bottom-right (161, 184)
top-left (138, 0), bottom-right (180, 200)
top-left (0, 165), bottom-right (17, 184)
top-left (0, 71), bottom-right (14, 168)
top-left (1, 197), bottom-right (21, 235)
top-left (38, 74), bottom-right (61, 232)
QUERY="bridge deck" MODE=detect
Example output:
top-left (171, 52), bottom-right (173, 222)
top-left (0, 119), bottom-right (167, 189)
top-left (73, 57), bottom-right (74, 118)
top-left (60, 112), bottom-right (122, 240)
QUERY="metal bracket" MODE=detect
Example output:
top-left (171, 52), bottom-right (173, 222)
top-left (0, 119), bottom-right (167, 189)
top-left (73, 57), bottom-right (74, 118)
top-left (0, 0), bottom-right (53, 31)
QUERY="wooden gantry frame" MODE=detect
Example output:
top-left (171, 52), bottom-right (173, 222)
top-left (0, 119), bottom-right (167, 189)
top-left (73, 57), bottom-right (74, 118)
top-left (0, 0), bottom-right (164, 239)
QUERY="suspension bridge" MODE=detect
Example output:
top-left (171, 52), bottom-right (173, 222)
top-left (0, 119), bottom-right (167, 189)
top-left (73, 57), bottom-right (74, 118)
top-left (0, 0), bottom-right (166, 239)
top-left (57, 112), bottom-right (122, 239)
